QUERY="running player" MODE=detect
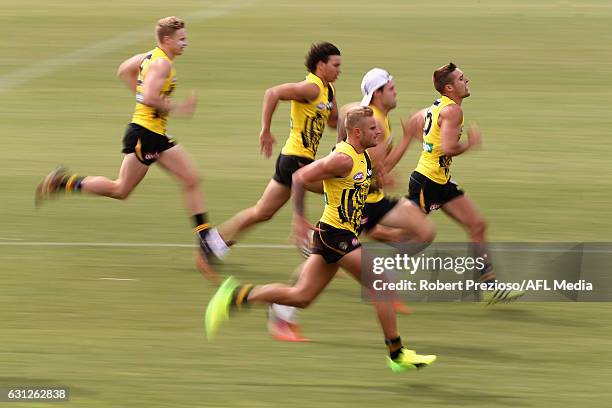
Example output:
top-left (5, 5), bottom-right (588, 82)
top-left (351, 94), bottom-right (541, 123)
top-left (407, 62), bottom-right (524, 304)
top-left (200, 42), bottom-right (341, 262)
top-left (268, 68), bottom-right (435, 340)
top-left (35, 16), bottom-right (219, 278)
top-left (206, 106), bottom-right (437, 373)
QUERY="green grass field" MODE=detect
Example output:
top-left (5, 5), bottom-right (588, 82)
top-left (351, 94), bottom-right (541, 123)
top-left (2, 0), bottom-right (612, 407)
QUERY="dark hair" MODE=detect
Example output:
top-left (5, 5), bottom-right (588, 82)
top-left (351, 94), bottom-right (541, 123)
top-left (305, 42), bottom-right (341, 73)
top-left (433, 62), bottom-right (457, 94)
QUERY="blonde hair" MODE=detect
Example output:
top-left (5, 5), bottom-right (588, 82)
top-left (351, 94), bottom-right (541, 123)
top-left (156, 16), bottom-right (185, 43)
top-left (345, 106), bottom-right (374, 133)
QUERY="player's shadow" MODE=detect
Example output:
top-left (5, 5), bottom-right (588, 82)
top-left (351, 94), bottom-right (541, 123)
top-left (474, 307), bottom-right (602, 328)
top-left (224, 380), bottom-right (526, 406)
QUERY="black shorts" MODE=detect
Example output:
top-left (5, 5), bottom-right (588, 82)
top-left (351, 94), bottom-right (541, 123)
top-left (312, 222), bottom-right (361, 264)
top-left (272, 154), bottom-right (314, 187)
top-left (122, 123), bottom-right (176, 166)
top-left (359, 196), bottom-right (400, 233)
top-left (407, 171), bottom-right (464, 214)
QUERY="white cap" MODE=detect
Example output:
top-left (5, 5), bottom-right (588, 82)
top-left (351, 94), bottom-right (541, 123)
top-left (360, 68), bottom-right (392, 106)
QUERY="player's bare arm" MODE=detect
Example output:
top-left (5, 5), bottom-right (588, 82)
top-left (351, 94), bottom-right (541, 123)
top-left (291, 152), bottom-right (353, 242)
top-left (142, 58), bottom-right (197, 117)
top-left (326, 95), bottom-right (338, 128)
top-left (117, 53), bottom-right (146, 93)
top-left (381, 115), bottom-right (415, 173)
top-left (259, 81), bottom-right (321, 158)
top-left (439, 104), bottom-right (479, 157)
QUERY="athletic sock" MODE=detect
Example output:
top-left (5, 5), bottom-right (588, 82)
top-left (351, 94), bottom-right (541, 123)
top-left (59, 174), bottom-right (84, 192)
top-left (385, 336), bottom-right (403, 360)
top-left (193, 213), bottom-right (211, 238)
top-left (473, 243), bottom-right (496, 283)
top-left (205, 228), bottom-right (231, 258)
top-left (231, 284), bottom-right (254, 310)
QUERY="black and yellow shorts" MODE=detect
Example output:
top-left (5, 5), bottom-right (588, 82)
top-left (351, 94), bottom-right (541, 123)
top-left (407, 171), bottom-right (464, 214)
top-left (273, 154), bottom-right (314, 187)
top-left (359, 196), bottom-right (400, 234)
top-left (312, 222), bottom-right (361, 264)
top-left (122, 123), bottom-right (176, 166)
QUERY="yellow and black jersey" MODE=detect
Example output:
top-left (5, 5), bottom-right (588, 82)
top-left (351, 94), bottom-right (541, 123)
top-left (415, 96), bottom-right (463, 184)
top-left (281, 72), bottom-right (335, 160)
top-left (365, 104), bottom-right (393, 204)
top-left (132, 47), bottom-right (177, 135)
top-left (320, 141), bottom-right (372, 235)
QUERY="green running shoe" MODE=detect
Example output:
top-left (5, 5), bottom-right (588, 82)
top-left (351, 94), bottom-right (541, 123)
top-left (387, 348), bottom-right (437, 373)
top-left (205, 276), bottom-right (240, 340)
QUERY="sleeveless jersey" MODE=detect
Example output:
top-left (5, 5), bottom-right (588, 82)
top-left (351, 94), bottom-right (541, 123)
top-left (365, 104), bottom-right (393, 203)
top-left (281, 72), bottom-right (335, 160)
top-left (132, 47), bottom-right (177, 135)
top-left (320, 141), bottom-right (372, 235)
top-left (415, 96), bottom-right (463, 183)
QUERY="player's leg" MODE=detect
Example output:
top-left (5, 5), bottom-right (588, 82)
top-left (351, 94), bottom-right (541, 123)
top-left (156, 144), bottom-right (224, 280)
top-left (247, 255), bottom-right (337, 306)
top-left (337, 248), bottom-right (436, 371)
top-left (216, 179), bottom-right (291, 244)
top-left (442, 194), bottom-right (524, 304)
top-left (361, 198), bottom-right (435, 314)
top-left (442, 194), bottom-right (486, 243)
top-left (35, 154), bottom-right (149, 205)
top-left (268, 264), bottom-right (309, 342)
top-left (370, 198), bottom-right (436, 244)
top-left (205, 255), bottom-right (337, 340)
top-left (157, 144), bottom-right (205, 216)
top-left (81, 153), bottom-right (149, 199)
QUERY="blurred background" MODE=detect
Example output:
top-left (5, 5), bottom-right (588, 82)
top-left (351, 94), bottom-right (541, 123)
top-left (1, 1), bottom-right (611, 407)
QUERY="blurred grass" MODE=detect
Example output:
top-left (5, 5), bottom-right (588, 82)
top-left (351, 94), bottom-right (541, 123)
top-left (1, 0), bottom-right (612, 407)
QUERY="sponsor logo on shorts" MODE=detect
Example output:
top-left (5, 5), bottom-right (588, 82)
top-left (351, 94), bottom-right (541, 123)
top-left (353, 172), bottom-right (364, 181)
top-left (351, 238), bottom-right (359, 246)
top-left (361, 217), bottom-right (368, 225)
top-left (429, 203), bottom-right (441, 211)
top-left (339, 241), bottom-right (348, 250)
top-left (144, 152), bottom-right (160, 160)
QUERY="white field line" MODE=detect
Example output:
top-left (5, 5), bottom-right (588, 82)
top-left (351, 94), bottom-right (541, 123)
top-left (0, 241), bottom-right (611, 253)
top-left (0, 0), bottom-right (258, 93)
top-left (0, 241), bottom-right (293, 249)
top-left (97, 278), bottom-right (137, 281)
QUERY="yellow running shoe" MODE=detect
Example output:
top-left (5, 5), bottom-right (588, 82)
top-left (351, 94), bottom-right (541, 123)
top-left (387, 348), bottom-right (437, 373)
top-left (205, 277), bottom-right (240, 340)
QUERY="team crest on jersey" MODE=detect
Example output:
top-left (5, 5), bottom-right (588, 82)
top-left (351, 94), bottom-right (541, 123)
top-left (353, 172), bottom-right (364, 181)
top-left (316, 102), bottom-right (333, 110)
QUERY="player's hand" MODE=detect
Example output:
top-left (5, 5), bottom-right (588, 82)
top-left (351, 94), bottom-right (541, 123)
top-left (292, 215), bottom-right (319, 247)
top-left (467, 124), bottom-right (482, 149)
top-left (400, 115), bottom-right (419, 143)
top-left (378, 171), bottom-right (397, 189)
top-left (175, 90), bottom-right (198, 117)
top-left (259, 129), bottom-right (276, 158)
